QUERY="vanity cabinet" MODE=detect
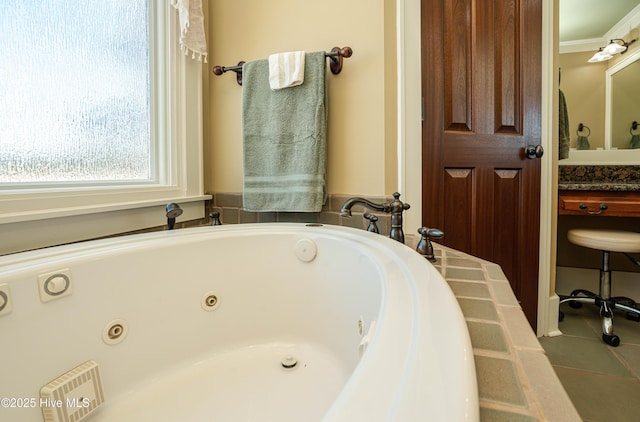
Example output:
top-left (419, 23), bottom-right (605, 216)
top-left (559, 190), bottom-right (640, 217)
top-left (557, 167), bottom-right (640, 285)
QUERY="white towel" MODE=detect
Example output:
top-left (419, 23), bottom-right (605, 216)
top-left (170, 0), bottom-right (208, 62)
top-left (268, 51), bottom-right (305, 90)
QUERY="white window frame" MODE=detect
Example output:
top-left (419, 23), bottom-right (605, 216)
top-left (0, 3), bottom-right (209, 255)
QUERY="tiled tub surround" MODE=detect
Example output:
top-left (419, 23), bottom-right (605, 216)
top-left (405, 237), bottom-right (581, 421)
top-left (206, 192), bottom-right (394, 232)
top-left (559, 165), bottom-right (640, 191)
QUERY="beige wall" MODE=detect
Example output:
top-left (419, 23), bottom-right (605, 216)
top-left (203, 0), bottom-right (398, 196)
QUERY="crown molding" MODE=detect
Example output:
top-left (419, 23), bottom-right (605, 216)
top-left (560, 5), bottom-right (640, 54)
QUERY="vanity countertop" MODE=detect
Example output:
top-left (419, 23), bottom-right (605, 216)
top-left (558, 182), bottom-right (640, 191)
top-left (405, 236), bottom-right (580, 421)
top-left (559, 165), bottom-right (640, 191)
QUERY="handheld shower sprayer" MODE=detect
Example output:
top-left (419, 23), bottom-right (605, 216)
top-left (166, 203), bottom-right (183, 230)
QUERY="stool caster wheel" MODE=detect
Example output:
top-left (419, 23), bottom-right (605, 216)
top-left (569, 300), bottom-right (582, 309)
top-left (603, 333), bottom-right (620, 347)
top-left (558, 311), bottom-right (564, 322)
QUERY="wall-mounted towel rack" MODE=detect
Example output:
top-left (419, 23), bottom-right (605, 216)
top-left (212, 46), bottom-right (353, 85)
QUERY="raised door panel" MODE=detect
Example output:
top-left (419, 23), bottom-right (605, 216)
top-left (443, 0), bottom-right (472, 132)
top-left (492, 169), bottom-right (522, 295)
top-left (443, 168), bottom-right (475, 252)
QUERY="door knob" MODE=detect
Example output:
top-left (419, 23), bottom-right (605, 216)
top-left (525, 144), bottom-right (544, 159)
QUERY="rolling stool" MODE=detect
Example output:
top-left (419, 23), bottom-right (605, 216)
top-left (559, 229), bottom-right (640, 347)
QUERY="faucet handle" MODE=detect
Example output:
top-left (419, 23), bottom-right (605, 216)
top-left (210, 212), bottom-right (222, 226)
top-left (416, 227), bottom-right (444, 262)
top-left (363, 213), bottom-right (380, 233)
top-left (391, 192), bottom-right (411, 211)
top-left (418, 227), bottom-right (444, 239)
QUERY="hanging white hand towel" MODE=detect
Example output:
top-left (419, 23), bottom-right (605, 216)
top-left (268, 51), bottom-right (306, 90)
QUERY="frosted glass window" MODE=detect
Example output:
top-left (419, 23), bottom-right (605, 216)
top-left (0, 1), bottom-right (151, 184)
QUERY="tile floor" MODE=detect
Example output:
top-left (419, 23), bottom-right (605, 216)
top-left (539, 303), bottom-right (640, 422)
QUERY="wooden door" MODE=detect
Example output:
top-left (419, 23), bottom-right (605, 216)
top-left (421, 0), bottom-right (542, 328)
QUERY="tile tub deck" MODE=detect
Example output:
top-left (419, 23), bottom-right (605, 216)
top-left (420, 240), bottom-right (581, 421)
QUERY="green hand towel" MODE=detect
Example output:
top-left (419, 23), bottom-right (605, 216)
top-left (630, 134), bottom-right (640, 149)
top-left (558, 89), bottom-right (570, 159)
top-left (576, 135), bottom-right (590, 150)
top-left (242, 51), bottom-right (327, 212)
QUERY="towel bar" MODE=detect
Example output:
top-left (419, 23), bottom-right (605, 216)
top-left (212, 46), bottom-right (353, 85)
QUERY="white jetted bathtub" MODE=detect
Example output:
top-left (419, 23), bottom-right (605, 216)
top-left (0, 223), bottom-right (478, 421)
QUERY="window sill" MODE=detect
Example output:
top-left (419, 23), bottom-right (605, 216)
top-left (0, 195), bottom-right (211, 256)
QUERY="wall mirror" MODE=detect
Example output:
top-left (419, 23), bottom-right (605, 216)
top-left (559, 0), bottom-right (640, 164)
top-left (606, 49), bottom-right (640, 150)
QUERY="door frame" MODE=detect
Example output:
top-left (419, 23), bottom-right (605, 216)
top-left (397, 0), bottom-right (559, 336)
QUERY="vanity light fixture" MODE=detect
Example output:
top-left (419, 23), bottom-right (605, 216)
top-left (588, 49), bottom-right (613, 63)
top-left (588, 38), bottom-right (636, 63)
